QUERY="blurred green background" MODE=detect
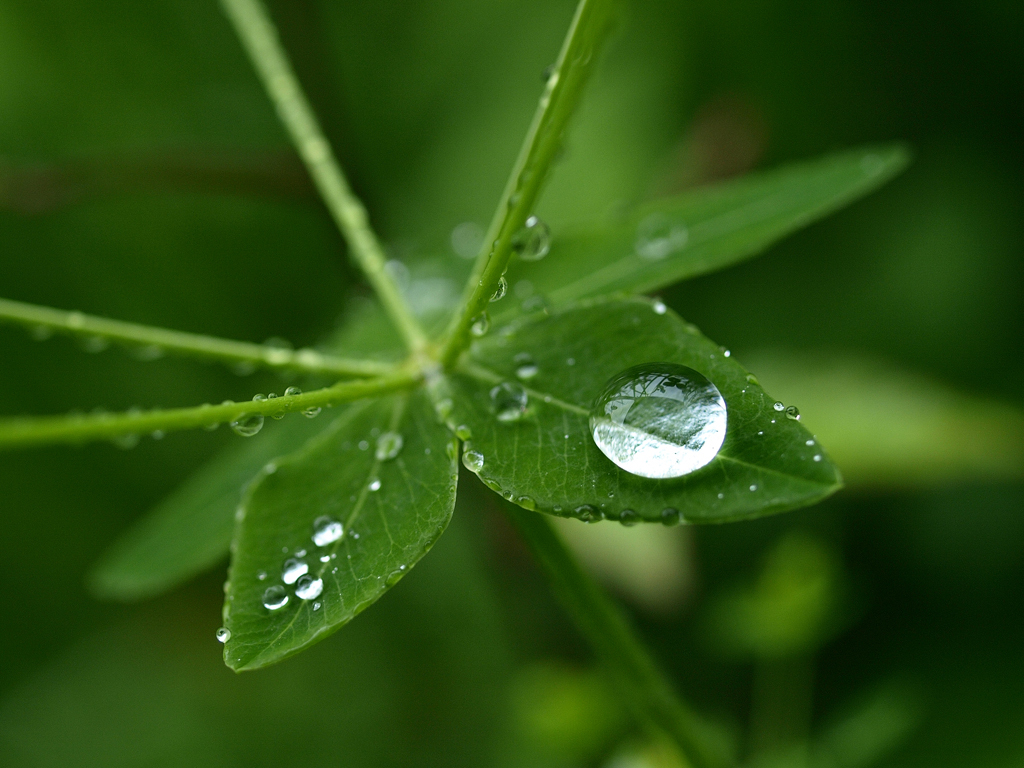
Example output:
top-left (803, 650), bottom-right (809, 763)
top-left (0, 1), bottom-right (1021, 766)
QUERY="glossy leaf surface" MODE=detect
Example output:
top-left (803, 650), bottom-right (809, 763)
top-left (444, 298), bottom-right (841, 523)
top-left (223, 388), bottom-right (457, 670)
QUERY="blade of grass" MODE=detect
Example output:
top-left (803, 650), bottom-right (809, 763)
top-left (0, 371), bottom-right (417, 450)
top-left (0, 297), bottom-right (395, 377)
top-left (438, 0), bottom-right (620, 368)
top-left (504, 504), bottom-right (735, 768)
top-left (220, 0), bottom-right (427, 354)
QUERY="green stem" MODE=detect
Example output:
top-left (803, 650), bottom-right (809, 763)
top-left (438, 0), bottom-right (618, 369)
top-left (221, 0), bottom-right (427, 354)
top-left (0, 371), bottom-right (417, 450)
top-left (503, 504), bottom-right (734, 768)
top-left (0, 297), bottom-right (395, 378)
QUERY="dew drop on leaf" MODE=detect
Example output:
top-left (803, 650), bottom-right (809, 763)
top-left (295, 575), bottom-right (324, 601)
top-left (635, 212), bottom-right (688, 260)
top-left (490, 382), bottom-right (528, 422)
top-left (216, 627), bottom-right (231, 643)
top-left (311, 516), bottom-right (343, 547)
top-left (368, 478), bottom-right (382, 492)
top-left (231, 413), bottom-right (264, 437)
top-left (785, 405), bottom-right (801, 420)
top-left (471, 312), bottom-right (490, 337)
top-left (513, 352), bottom-right (539, 380)
top-left (773, 402), bottom-right (785, 412)
top-left (589, 363), bottom-right (727, 479)
top-left (282, 558), bottom-right (308, 585)
top-left (462, 450), bottom-right (484, 472)
top-left (619, 509), bottom-right (640, 526)
top-left (661, 508), bottom-right (682, 526)
top-left (512, 215), bottom-right (551, 261)
top-left (574, 504), bottom-right (601, 523)
top-left (490, 276), bottom-right (508, 303)
top-left (302, 405), bottom-right (322, 419)
top-left (375, 431), bottom-right (404, 461)
top-left (262, 585), bottom-right (289, 610)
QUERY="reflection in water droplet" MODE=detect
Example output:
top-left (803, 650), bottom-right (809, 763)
top-left (312, 516), bottom-right (343, 546)
top-left (282, 558), bottom-right (308, 585)
top-left (471, 312), bottom-right (490, 337)
top-left (262, 585), bottom-right (289, 610)
top-left (490, 382), bottom-right (528, 422)
top-left (303, 405), bottom-right (322, 419)
top-left (619, 509), bottom-right (640, 526)
top-left (589, 363), bottom-right (727, 479)
top-left (216, 627), bottom-right (231, 643)
top-left (636, 212), bottom-right (688, 260)
top-left (231, 413), bottom-right (264, 437)
top-left (575, 505), bottom-right (601, 523)
top-left (455, 425), bottom-right (472, 441)
top-left (512, 216), bottom-right (551, 261)
top-left (661, 508), bottom-right (682, 526)
top-left (462, 450), bottom-right (484, 472)
top-left (295, 575), bottom-right (324, 600)
top-left (490, 276), bottom-right (508, 302)
top-left (375, 432), bottom-right (404, 461)
top-left (514, 352), bottom-right (539, 380)
top-left (785, 405), bottom-right (800, 421)
top-left (773, 402), bottom-right (785, 412)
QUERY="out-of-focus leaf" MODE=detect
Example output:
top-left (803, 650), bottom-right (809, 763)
top-left (744, 351), bottom-right (1024, 487)
top-left (223, 388), bottom-right (457, 670)
top-left (89, 413), bottom-right (329, 601)
top-left (443, 297), bottom-right (840, 523)
top-left (500, 146), bottom-right (909, 315)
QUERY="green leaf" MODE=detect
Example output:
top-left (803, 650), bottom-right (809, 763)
top-left (89, 414), bottom-right (332, 600)
top-left (502, 145), bottom-right (909, 312)
top-left (223, 387), bottom-right (458, 670)
top-left (443, 297), bottom-right (840, 523)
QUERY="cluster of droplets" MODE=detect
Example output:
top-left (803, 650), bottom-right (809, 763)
top-left (228, 387), bottom-right (321, 439)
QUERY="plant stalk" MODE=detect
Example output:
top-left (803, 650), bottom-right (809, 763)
top-left (0, 297), bottom-right (395, 378)
top-left (221, 0), bottom-right (428, 354)
top-left (503, 504), bottom-right (734, 768)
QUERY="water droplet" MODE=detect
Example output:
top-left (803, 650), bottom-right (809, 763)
top-left (462, 450), bottom-right (484, 472)
top-left (512, 216), bottom-right (551, 261)
top-left (262, 585), bottom-right (289, 610)
top-left (313, 601), bottom-right (322, 611)
top-left (368, 478), bottom-right (382, 492)
top-left (285, 385), bottom-right (302, 397)
top-left (660, 508), bottom-right (682, 526)
top-left (282, 558), bottom-right (308, 585)
top-left (566, 357), bottom-right (576, 366)
top-left (636, 212), bottom-right (688, 260)
top-left (513, 352), bottom-right (539, 380)
top-left (455, 424), bottom-right (472, 441)
top-left (652, 300), bottom-right (667, 315)
top-left (216, 627), bottom-right (231, 643)
top-left (490, 382), bottom-right (528, 422)
top-left (257, 570), bottom-right (267, 581)
top-left (723, 350), bottom-right (731, 357)
top-left (303, 405), bottom-right (322, 419)
top-left (717, 492), bottom-right (725, 500)
top-left (575, 504), bottom-right (601, 523)
top-left (589, 363), bottom-right (727, 479)
top-left (375, 431), bottom-right (404, 461)
top-left (295, 549), bottom-right (306, 558)
top-left (490, 276), bottom-right (508, 302)
top-left (619, 509), bottom-right (640, 526)
top-left (312, 516), bottom-right (343, 546)
top-left (451, 221), bottom-right (484, 259)
top-left (813, 454), bottom-right (822, 462)
top-left (806, 439), bottom-right (815, 446)
top-left (773, 402), bottom-right (785, 412)
top-left (785, 405), bottom-right (800, 420)
top-left (471, 312), bottom-right (490, 337)
top-left (746, 373), bottom-right (759, 385)
top-left (358, 440), bottom-right (369, 451)
top-left (231, 413), bottom-right (264, 437)
top-left (385, 569), bottom-right (404, 586)
top-left (295, 575), bottom-right (324, 600)
top-left (446, 440), bottom-right (458, 461)
top-left (749, 484), bottom-right (758, 492)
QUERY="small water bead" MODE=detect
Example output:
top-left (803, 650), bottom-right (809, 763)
top-left (313, 601), bottom-right (322, 611)
top-left (652, 300), bottom-right (667, 315)
top-left (490, 382), bottom-right (528, 422)
top-left (295, 575), bottom-right (324, 601)
top-left (231, 413), bottom-right (264, 437)
top-left (471, 312), bottom-right (490, 337)
top-left (636, 212), bottom-right (688, 260)
top-left (806, 439), bottom-right (815, 446)
top-left (216, 627), bottom-right (231, 643)
top-left (490, 276), bottom-right (508, 302)
top-left (303, 405), bottom-right (322, 419)
top-left (257, 570), bottom-right (267, 581)
top-left (319, 555), bottom-right (331, 563)
top-left (773, 402), bottom-right (785, 412)
top-left (312, 516), bottom-right (344, 546)
top-left (262, 585), bottom-right (289, 611)
top-left (455, 425), bottom-right (472, 440)
top-left (575, 505), bottom-right (601, 523)
top-left (661, 508), bottom-right (682, 526)
top-left (785, 405), bottom-right (801, 421)
top-left (512, 216), bottom-right (551, 261)
top-left (358, 440), bottom-right (370, 451)
top-left (590, 363), bottom-right (727, 479)
top-left (368, 478), bottom-right (382, 492)
top-left (462, 450), bottom-right (484, 472)
top-left (619, 509), bottom-right (640, 527)
top-left (813, 454), bottom-right (822, 462)
top-left (295, 549), bottom-right (306, 558)
top-left (375, 431), bottom-right (404, 461)
top-left (749, 484), bottom-right (758, 492)
top-left (513, 352), bottom-right (539, 380)
top-left (282, 558), bottom-right (308, 585)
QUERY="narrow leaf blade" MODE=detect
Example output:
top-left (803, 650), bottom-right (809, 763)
top-left (444, 298), bottom-right (840, 523)
top-left (503, 145), bottom-right (909, 311)
top-left (223, 388), bottom-right (458, 671)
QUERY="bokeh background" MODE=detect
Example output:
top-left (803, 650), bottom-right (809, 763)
top-left (0, 1), bottom-right (1021, 766)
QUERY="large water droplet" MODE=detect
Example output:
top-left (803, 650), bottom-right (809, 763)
top-left (512, 216), bottom-right (551, 261)
top-left (785, 405), bottom-right (800, 421)
top-left (295, 575), bottom-right (324, 600)
top-left (231, 413), bottom-right (264, 437)
top-left (635, 213), bottom-right (688, 260)
top-left (589, 363), bottom-right (727, 479)
top-left (262, 585), bottom-right (289, 610)
top-left (216, 627), bottom-right (231, 643)
top-left (312, 516), bottom-right (343, 546)
top-left (490, 382), bottom-right (528, 422)
top-left (462, 450), bottom-right (484, 472)
top-left (375, 431), bottom-right (404, 461)
top-left (282, 558), bottom-right (308, 585)
top-left (490, 276), bottom-right (508, 303)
